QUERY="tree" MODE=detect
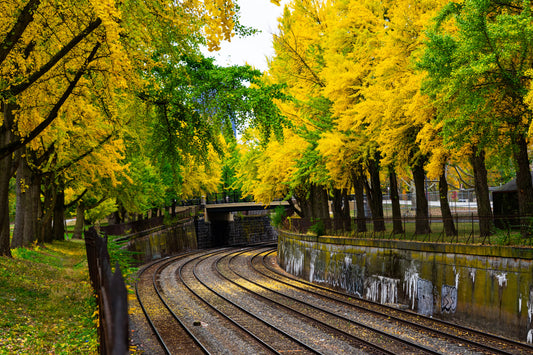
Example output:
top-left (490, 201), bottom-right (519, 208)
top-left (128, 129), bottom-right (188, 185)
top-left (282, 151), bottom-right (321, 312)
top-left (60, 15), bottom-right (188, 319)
top-left (0, 0), bottom-right (244, 255)
top-left (348, 0), bottom-right (452, 235)
top-left (420, 0), bottom-right (533, 235)
top-left (264, 0), bottom-right (340, 226)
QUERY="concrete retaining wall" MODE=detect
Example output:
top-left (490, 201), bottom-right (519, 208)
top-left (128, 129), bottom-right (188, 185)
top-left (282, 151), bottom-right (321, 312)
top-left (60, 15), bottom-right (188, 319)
top-left (126, 215), bottom-right (276, 262)
top-left (277, 231), bottom-right (533, 343)
top-left (127, 219), bottom-right (197, 262)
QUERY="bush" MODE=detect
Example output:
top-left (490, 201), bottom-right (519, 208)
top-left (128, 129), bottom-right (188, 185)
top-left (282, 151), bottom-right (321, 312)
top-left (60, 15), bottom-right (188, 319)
top-left (309, 218), bottom-right (325, 237)
top-left (270, 206), bottom-right (286, 228)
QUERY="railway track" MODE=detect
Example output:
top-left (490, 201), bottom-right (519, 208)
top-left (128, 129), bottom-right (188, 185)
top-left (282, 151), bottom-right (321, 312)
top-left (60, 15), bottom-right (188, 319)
top-left (135, 253), bottom-right (208, 354)
top-left (252, 247), bottom-right (533, 355)
top-left (133, 246), bottom-right (533, 354)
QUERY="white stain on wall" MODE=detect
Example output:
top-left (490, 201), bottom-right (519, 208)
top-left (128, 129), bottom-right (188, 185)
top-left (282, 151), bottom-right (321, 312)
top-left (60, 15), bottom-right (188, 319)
top-left (524, 284), bottom-right (533, 343)
top-left (309, 252), bottom-right (316, 283)
top-left (469, 268), bottom-right (476, 284)
top-left (494, 272), bottom-right (507, 287)
top-left (365, 275), bottom-right (399, 305)
top-left (404, 262), bottom-right (419, 310)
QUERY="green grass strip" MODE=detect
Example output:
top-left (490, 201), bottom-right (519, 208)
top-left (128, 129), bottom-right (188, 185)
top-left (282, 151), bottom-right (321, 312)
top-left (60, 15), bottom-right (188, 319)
top-left (0, 240), bottom-right (98, 354)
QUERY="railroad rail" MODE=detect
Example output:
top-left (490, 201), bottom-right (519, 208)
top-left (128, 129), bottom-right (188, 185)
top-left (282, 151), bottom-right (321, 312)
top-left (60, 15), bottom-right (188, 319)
top-left (135, 252), bottom-right (208, 354)
top-left (254, 247), bottom-right (533, 355)
top-left (133, 246), bottom-right (533, 354)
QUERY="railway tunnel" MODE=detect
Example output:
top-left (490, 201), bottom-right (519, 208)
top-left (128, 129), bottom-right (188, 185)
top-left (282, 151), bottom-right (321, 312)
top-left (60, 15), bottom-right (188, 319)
top-left (203, 201), bottom-right (289, 247)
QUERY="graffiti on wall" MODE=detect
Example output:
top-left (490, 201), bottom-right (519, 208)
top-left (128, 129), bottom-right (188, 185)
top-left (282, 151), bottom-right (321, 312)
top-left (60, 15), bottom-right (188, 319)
top-left (417, 278), bottom-right (434, 316)
top-left (365, 275), bottom-right (399, 305)
top-left (441, 285), bottom-right (457, 313)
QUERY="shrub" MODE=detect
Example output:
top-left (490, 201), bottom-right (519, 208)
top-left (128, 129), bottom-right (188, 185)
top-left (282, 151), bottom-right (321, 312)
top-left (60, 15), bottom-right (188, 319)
top-left (270, 206), bottom-right (286, 228)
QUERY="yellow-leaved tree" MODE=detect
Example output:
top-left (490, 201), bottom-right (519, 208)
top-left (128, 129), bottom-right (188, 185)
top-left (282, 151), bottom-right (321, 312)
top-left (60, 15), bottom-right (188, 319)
top-left (0, 0), bottom-right (243, 254)
top-left (263, 0), bottom-right (342, 228)
top-left (337, 0), bottom-right (448, 235)
top-left (320, 0), bottom-right (391, 232)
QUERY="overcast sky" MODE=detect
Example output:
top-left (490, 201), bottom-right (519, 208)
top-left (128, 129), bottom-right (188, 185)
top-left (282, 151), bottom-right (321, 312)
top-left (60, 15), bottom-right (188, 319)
top-left (203, 0), bottom-right (287, 72)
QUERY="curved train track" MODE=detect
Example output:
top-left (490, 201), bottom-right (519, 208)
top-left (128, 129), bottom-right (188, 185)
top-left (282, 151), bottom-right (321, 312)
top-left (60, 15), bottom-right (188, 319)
top-left (134, 245), bottom-right (533, 354)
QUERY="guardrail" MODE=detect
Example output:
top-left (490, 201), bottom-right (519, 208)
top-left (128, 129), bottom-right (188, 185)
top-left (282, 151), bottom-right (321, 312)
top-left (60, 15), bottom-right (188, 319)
top-left (84, 227), bottom-right (129, 355)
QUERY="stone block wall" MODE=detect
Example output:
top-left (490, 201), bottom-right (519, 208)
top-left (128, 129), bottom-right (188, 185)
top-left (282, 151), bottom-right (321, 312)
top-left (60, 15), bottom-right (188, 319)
top-left (227, 215), bottom-right (278, 245)
top-left (195, 217), bottom-right (212, 249)
top-left (278, 231), bottom-right (533, 343)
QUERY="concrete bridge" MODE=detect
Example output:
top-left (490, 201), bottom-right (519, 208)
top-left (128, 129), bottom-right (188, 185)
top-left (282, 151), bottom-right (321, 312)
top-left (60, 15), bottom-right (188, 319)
top-left (204, 200), bottom-right (290, 222)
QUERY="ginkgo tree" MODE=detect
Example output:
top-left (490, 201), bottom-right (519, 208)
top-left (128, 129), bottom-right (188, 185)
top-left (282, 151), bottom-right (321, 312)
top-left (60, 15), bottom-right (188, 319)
top-left (262, 0), bottom-right (347, 227)
top-left (419, 0), bottom-right (533, 236)
top-left (350, 0), bottom-right (452, 235)
top-left (320, 0), bottom-right (390, 233)
top-left (0, 0), bottom-right (252, 255)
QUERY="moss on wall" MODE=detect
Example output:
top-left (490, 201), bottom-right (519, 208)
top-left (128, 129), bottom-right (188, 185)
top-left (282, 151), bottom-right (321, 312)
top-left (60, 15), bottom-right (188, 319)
top-left (128, 220), bottom-right (198, 262)
top-left (278, 231), bottom-right (533, 343)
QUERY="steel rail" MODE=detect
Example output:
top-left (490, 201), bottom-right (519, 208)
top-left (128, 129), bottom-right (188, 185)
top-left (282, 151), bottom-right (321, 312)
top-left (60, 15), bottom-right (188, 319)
top-left (216, 248), bottom-right (411, 355)
top-left (178, 248), bottom-right (319, 355)
top-left (135, 251), bottom-right (210, 354)
top-left (257, 248), bottom-right (533, 355)
top-left (220, 249), bottom-right (437, 354)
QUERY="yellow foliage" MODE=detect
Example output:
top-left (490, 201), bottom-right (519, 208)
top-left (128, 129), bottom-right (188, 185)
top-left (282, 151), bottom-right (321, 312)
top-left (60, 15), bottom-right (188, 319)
top-left (180, 145), bottom-right (223, 198)
top-left (235, 128), bottom-right (308, 204)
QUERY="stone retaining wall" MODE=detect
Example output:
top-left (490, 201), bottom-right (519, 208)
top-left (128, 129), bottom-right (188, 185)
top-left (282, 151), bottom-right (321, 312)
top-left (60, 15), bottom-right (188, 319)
top-left (126, 215), bottom-right (276, 262)
top-left (277, 231), bottom-right (533, 343)
top-left (227, 215), bottom-right (277, 245)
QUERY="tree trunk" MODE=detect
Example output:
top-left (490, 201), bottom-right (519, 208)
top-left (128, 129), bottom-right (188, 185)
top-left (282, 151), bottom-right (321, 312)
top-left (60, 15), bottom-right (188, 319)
top-left (332, 188), bottom-right (344, 231)
top-left (27, 170), bottom-right (41, 245)
top-left (332, 188), bottom-right (351, 232)
top-left (412, 159), bottom-right (431, 235)
top-left (366, 155), bottom-right (385, 232)
top-left (12, 152), bottom-right (42, 247)
top-left (52, 180), bottom-right (65, 241)
top-left (388, 166), bottom-right (403, 234)
top-left (12, 151), bottom-right (29, 248)
top-left (471, 147), bottom-right (493, 237)
top-left (439, 167), bottom-right (457, 237)
top-left (513, 135), bottom-right (533, 236)
top-left (341, 188), bottom-right (351, 231)
top-left (0, 103), bottom-right (14, 256)
top-left (311, 184), bottom-right (330, 224)
top-left (73, 203), bottom-right (85, 239)
top-left (41, 174), bottom-right (55, 243)
top-left (13, 161), bottom-right (41, 247)
top-left (351, 169), bottom-right (367, 232)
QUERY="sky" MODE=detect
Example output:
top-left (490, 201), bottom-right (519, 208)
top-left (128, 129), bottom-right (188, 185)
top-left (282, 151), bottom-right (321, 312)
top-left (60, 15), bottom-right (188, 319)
top-left (202, 0), bottom-right (287, 72)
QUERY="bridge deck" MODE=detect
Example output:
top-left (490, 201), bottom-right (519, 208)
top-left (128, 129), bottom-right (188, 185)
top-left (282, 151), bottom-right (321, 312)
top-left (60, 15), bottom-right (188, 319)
top-left (205, 200), bottom-right (289, 213)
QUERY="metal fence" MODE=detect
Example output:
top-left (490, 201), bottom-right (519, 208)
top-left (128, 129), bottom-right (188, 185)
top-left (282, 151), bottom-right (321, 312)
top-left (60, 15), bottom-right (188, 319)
top-left (101, 206), bottom-right (198, 236)
top-left (373, 190), bottom-right (480, 218)
top-left (84, 227), bottom-right (129, 355)
top-left (282, 214), bottom-right (533, 246)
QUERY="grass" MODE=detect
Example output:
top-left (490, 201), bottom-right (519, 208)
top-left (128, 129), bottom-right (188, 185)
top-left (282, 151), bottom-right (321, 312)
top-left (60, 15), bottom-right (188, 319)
top-left (0, 240), bottom-right (98, 354)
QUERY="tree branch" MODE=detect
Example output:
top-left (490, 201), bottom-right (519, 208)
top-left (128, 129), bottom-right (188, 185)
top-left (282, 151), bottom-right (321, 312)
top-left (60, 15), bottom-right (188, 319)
top-left (4, 17), bottom-right (102, 98)
top-left (55, 131), bottom-right (114, 174)
top-left (0, 42), bottom-right (101, 160)
top-left (0, 0), bottom-right (41, 66)
top-left (274, 32), bottom-right (325, 88)
top-left (65, 188), bottom-right (88, 209)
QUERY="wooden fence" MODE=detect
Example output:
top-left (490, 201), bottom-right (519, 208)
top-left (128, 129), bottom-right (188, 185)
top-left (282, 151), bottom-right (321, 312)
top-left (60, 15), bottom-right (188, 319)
top-left (84, 227), bottom-right (129, 355)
